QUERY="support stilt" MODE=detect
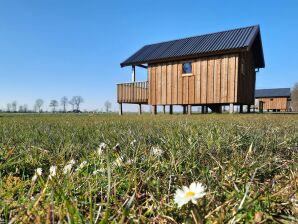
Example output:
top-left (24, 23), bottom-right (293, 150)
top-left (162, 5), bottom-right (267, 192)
top-left (183, 105), bottom-right (187, 114)
top-left (187, 105), bottom-right (191, 115)
top-left (239, 105), bottom-right (243, 113)
top-left (201, 106), bottom-right (205, 114)
top-left (247, 105), bottom-right (251, 113)
top-left (163, 105), bottom-right (166, 114)
top-left (169, 105), bottom-right (173, 114)
top-left (119, 103), bottom-right (123, 115)
top-left (138, 104), bottom-right (142, 115)
top-left (229, 103), bottom-right (234, 114)
top-left (152, 105), bottom-right (157, 115)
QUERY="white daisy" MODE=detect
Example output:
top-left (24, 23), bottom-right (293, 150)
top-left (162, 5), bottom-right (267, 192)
top-left (63, 163), bottom-right (73, 174)
top-left (114, 157), bottom-right (123, 167)
top-left (49, 165), bottom-right (57, 179)
top-left (32, 174), bottom-right (38, 182)
top-left (151, 146), bottom-right (163, 157)
top-left (36, 168), bottom-right (42, 176)
top-left (99, 142), bottom-right (107, 150)
top-left (130, 139), bottom-right (137, 146)
top-left (174, 182), bottom-right (206, 208)
top-left (76, 161), bottom-right (88, 171)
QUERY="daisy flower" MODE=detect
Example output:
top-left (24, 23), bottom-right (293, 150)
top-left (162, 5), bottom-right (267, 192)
top-left (76, 161), bottom-right (88, 171)
top-left (174, 182), bottom-right (206, 208)
top-left (151, 146), bottom-right (163, 157)
top-left (130, 139), bottom-right (137, 146)
top-left (97, 142), bottom-right (107, 156)
top-left (49, 165), bottom-right (57, 179)
top-left (63, 160), bottom-right (75, 174)
top-left (32, 168), bottom-right (42, 182)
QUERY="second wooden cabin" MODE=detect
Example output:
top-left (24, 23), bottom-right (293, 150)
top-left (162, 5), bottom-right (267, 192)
top-left (255, 88), bottom-right (291, 112)
top-left (118, 25), bottom-right (265, 114)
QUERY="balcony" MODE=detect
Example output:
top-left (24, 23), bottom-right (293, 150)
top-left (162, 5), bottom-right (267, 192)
top-left (117, 81), bottom-right (148, 104)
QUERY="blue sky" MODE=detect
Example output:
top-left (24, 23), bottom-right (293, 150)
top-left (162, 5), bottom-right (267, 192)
top-left (0, 0), bottom-right (297, 111)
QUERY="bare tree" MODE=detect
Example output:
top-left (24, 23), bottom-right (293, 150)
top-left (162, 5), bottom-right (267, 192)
top-left (18, 105), bottom-right (24, 112)
top-left (49, 100), bottom-right (59, 112)
top-left (35, 99), bottom-right (44, 113)
top-left (6, 103), bottom-right (11, 112)
top-left (104, 100), bottom-right (112, 113)
top-left (71, 96), bottom-right (84, 111)
top-left (23, 104), bottom-right (28, 113)
top-left (11, 101), bottom-right (17, 112)
top-left (291, 82), bottom-right (298, 111)
top-left (61, 96), bottom-right (68, 112)
top-left (69, 98), bottom-right (75, 111)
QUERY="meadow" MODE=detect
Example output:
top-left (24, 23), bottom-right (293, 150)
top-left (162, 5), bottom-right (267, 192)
top-left (0, 113), bottom-right (297, 223)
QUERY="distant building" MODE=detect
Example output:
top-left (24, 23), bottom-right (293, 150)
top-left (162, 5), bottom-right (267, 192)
top-left (118, 25), bottom-right (265, 114)
top-left (255, 88), bottom-right (291, 112)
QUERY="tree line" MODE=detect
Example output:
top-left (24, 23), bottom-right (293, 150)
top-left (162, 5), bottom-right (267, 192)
top-left (4, 96), bottom-right (113, 113)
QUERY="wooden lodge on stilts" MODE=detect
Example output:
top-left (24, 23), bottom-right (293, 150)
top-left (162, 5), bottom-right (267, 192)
top-left (117, 25), bottom-right (265, 115)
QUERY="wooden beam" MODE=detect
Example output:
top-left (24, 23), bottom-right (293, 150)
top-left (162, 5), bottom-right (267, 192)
top-left (136, 64), bottom-right (148, 69)
top-left (162, 105), bottom-right (166, 114)
top-left (132, 65), bottom-right (136, 82)
top-left (138, 104), bottom-right (142, 115)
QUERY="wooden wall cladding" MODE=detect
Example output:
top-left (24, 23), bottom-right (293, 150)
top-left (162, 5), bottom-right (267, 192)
top-left (148, 54), bottom-right (247, 105)
top-left (257, 97), bottom-right (289, 110)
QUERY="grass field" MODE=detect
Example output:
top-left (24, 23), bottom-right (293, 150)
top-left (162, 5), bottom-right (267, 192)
top-left (0, 113), bottom-right (297, 223)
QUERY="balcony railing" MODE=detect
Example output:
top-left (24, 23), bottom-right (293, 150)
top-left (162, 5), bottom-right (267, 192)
top-left (117, 81), bottom-right (148, 104)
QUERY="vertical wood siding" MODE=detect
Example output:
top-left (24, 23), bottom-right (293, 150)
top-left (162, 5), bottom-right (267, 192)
top-left (256, 97), bottom-right (289, 110)
top-left (148, 53), bottom-right (250, 105)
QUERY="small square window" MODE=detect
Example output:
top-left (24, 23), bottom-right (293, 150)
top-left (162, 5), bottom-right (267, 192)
top-left (270, 98), bottom-right (273, 101)
top-left (182, 62), bottom-right (192, 74)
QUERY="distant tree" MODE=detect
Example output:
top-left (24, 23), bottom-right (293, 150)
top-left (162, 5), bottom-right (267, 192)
top-left (69, 98), bottom-right (75, 111)
top-left (11, 101), bottom-right (17, 112)
top-left (18, 105), bottom-right (24, 112)
top-left (49, 100), bottom-right (59, 112)
top-left (104, 100), bottom-right (112, 113)
top-left (291, 82), bottom-right (298, 111)
top-left (71, 96), bottom-right (84, 111)
top-left (35, 99), bottom-right (44, 112)
top-left (6, 103), bottom-right (11, 112)
top-left (23, 104), bottom-right (28, 113)
top-left (61, 96), bottom-right (68, 112)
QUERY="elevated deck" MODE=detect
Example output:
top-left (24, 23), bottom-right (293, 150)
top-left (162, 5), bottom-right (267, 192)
top-left (117, 81), bottom-right (148, 104)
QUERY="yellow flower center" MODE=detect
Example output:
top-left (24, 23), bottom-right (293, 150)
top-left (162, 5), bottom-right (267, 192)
top-left (185, 191), bottom-right (195, 198)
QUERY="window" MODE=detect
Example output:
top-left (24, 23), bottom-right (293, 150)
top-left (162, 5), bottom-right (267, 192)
top-left (182, 62), bottom-right (192, 75)
top-left (270, 98), bottom-right (273, 101)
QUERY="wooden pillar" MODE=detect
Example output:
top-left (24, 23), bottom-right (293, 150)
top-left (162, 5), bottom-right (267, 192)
top-left (239, 105), bottom-right (243, 113)
top-left (201, 106), bottom-right (205, 114)
top-left (183, 105), bottom-right (187, 114)
top-left (162, 105), bottom-right (166, 114)
top-left (151, 105), bottom-right (157, 115)
top-left (229, 104), bottom-right (234, 114)
top-left (187, 105), bottom-right (191, 115)
top-left (118, 103), bottom-right (123, 115)
top-left (169, 105), bottom-right (173, 114)
top-left (138, 104), bottom-right (142, 115)
top-left (247, 105), bottom-right (251, 113)
top-left (205, 106), bottom-right (208, 113)
top-left (132, 65), bottom-right (136, 82)
top-left (259, 101), bottom-right (263, 113)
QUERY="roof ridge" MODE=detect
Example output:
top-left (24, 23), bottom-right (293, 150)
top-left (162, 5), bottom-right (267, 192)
top-left (144, 25), bottom-right (259, 47)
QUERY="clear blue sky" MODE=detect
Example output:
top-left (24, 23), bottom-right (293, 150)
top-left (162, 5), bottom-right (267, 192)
top-left (0, 0), bottom-right (297, 111)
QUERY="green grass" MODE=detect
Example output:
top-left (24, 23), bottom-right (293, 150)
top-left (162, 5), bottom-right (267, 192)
top-left (0, 113), bottom-right (297, 223)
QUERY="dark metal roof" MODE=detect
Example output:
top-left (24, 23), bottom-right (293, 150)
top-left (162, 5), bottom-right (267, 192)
top-left (255, 88), bottom-right (291, 98)
top-left (121, 25), bottom-right (265, 68)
